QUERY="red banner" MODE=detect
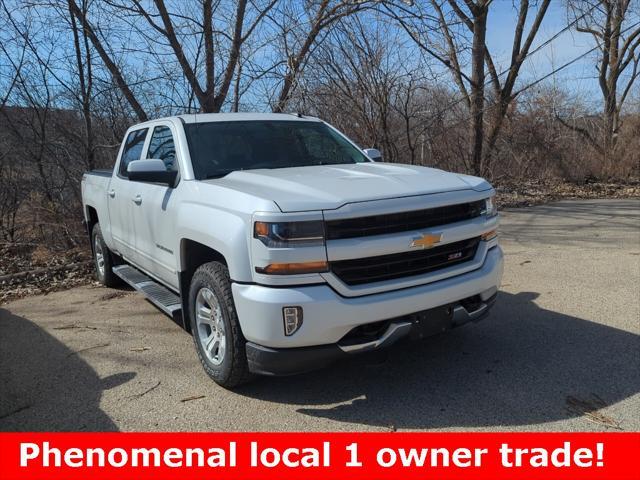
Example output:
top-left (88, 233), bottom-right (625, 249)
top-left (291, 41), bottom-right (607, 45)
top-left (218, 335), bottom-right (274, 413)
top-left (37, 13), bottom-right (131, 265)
top-left (1, 432), bottom-right (638, 479)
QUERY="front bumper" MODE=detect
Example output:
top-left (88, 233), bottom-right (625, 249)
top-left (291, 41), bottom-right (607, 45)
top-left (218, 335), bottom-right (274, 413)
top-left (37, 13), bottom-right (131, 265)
top-left (232, 246), bottom-right (503, 349)
top-left (245, 292), bottom-right (497, 375)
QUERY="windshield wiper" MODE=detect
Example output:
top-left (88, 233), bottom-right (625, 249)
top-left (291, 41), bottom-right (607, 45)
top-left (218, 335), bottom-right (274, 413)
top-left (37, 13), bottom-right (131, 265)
top-left (313, 160), bottom-right (348, 166)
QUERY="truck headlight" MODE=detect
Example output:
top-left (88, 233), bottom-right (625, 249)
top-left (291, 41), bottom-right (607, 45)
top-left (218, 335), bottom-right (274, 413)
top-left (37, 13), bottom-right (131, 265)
top-left (483, 195), bottom-right (497, 218)
top-left (254, 221), bottom-right (325, 248)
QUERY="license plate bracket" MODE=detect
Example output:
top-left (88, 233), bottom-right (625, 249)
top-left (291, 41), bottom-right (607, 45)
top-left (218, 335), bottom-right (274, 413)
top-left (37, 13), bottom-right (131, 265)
top-left (408, 305), bottom-right (454, 340)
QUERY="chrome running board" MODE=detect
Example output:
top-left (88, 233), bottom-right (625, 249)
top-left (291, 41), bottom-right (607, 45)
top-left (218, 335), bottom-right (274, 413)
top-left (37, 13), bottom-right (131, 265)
top-left (113, 265), bottom-right (182, 323)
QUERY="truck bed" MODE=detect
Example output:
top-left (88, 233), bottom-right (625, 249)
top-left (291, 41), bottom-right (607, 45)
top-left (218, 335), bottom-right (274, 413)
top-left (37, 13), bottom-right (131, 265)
top-left (81, 168), bottom-right (113, 229)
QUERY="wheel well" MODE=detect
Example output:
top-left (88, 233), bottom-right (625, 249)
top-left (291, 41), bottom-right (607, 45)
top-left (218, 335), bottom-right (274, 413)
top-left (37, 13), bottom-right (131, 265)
top-left (179, 239), bottom-right (227, 333)
top-left (180, 239), bottom-right (227, 275)
top-left (86, 206), bottom-right (99, 236)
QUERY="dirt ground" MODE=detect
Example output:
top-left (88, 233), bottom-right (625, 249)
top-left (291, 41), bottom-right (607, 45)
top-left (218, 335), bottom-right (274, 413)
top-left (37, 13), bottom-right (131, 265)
top-left (1, 199), bottom-right (638, 432)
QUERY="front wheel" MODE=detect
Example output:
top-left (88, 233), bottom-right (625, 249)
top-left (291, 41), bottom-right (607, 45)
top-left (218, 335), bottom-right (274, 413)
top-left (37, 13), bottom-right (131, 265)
top-left (189, 262), bottom-right (252, 388)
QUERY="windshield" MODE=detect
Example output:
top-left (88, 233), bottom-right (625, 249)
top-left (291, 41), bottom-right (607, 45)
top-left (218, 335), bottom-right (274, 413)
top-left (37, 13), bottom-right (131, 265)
top-left (184, 120), bottom-right (369, 179)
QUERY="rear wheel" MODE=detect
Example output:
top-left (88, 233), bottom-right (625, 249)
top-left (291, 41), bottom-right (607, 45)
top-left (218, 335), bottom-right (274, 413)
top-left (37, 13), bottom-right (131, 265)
top-left (91, 223), bottom-right (120, 287)
top-left (189, 262), bottom-right (252, 388)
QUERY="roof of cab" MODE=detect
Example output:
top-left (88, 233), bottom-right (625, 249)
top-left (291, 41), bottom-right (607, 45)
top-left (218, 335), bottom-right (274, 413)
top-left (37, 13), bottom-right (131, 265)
top-left (176, 112), bottom-right (321, 124)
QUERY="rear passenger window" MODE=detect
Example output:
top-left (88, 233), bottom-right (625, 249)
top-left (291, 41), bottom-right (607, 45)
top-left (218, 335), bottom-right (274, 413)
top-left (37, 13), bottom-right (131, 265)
top-left (147, 126), bottom-right (177, 171)
top-left (119, 128), bottom-right (148, 177)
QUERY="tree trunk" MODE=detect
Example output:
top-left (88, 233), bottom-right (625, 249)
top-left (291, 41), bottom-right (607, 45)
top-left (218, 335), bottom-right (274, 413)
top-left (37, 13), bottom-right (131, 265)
top-left (603, 90), bottom-right (618, 174)
top-left (469, 5), bottom-right (488, 176)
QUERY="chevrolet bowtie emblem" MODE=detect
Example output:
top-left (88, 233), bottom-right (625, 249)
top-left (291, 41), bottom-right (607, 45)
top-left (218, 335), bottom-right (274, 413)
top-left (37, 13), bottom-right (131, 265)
top-left (410, 233), bottom-right (442, 249)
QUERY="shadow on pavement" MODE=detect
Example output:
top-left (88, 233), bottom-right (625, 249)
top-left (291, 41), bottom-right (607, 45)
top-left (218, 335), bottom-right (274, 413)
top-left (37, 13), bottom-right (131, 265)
top-left (0, 308), bottom-right (134, 431)
top-left (239, 291), bottom-right (640, 430)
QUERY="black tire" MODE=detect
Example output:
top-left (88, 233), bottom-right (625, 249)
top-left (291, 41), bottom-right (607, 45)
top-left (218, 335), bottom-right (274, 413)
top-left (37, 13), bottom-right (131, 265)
top-left (189, 262), bottom-right (252, 388)
top-left (91, 223), bottom-right (120, 288)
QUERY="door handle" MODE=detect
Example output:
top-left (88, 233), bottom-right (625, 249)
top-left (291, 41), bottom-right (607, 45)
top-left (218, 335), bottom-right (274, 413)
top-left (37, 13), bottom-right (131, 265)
top-left (133, 195), bottom-right (142, 205)
top-left (108, 190), bottom-right (115, 198)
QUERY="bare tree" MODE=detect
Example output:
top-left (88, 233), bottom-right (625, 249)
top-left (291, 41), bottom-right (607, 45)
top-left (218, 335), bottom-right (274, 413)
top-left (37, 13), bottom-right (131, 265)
top-left (68, 0), bottom-right (148, 121)
top-left (0, 8), bottom-right (26, 241)
top-left (565, 0), bottom-right (640, 171)
top-left (68, 0), bottom-right (96, 169)
top-left (80, 0), bottom-right (279, 113)
top-left (270, 0), bottom-right (377, 113)
top-left (0, 0), bottom-right (132, 245)
top-left (292, 15), bottom-right (448, 165)
top-left (387, 0), bottom-right (551, 176)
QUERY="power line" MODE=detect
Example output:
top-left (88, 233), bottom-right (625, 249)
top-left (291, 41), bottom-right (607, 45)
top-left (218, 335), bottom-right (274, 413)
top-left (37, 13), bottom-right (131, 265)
top-left (418, 7), bottom-right (639, 133)
top-left (431, 18), bottom-right (640, 139)
top-left (416, 1), bottom-right (603, 125)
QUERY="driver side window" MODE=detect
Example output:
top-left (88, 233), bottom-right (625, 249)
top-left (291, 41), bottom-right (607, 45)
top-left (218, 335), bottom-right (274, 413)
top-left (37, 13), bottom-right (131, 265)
top-left (119, 128), bottom-right (148, 177)
top-left (147, 126), bottom-right (177, 172)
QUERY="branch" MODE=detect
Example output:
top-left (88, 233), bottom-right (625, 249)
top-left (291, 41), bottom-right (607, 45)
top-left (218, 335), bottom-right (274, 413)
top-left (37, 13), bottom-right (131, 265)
top-left (153, 0), bottom-right (205, 101)
top-left (576, 25), bottom-right (604, 39)
top-left (241, 0), bottom-right (278, 42)
top-left (127, 0), bottom-right (168, 35)
top-left (555, 113), bottom-right (604, 155)
top-left (617, 54), bottom-right (639, 112)
top-left (67, 0), bottom-right (147, 121)
top-left (617, 32), bottom-right (640, 78)
top-left (431, 0), bottom-right (471, 106)
top-left (212, 0), bottom-right (248, 111)
top-left (619, 23), bottom-right (640, 60)
top-left (446, 0), bottom-right (473, 30)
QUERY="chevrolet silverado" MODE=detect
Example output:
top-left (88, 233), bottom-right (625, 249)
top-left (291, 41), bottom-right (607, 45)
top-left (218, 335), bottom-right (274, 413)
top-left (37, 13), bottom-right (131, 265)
top-left (81, 113), bottom-right (503, 387)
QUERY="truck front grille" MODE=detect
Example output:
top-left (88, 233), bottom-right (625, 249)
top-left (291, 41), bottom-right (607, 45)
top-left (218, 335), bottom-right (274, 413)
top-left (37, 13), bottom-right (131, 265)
top-left (330, 237), bottom-right (481, 286)
top-left (325, 200), bottom-right (484, 240)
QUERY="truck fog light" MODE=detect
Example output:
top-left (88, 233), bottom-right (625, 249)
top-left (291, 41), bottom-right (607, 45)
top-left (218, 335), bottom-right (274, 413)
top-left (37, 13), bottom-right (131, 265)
top-left (283, 306), bottom-right (303, 336)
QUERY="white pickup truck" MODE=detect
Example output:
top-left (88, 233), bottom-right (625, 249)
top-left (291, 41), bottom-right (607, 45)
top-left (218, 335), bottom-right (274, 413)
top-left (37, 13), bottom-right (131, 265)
top-left (81, 113), bottom-right (503, 387)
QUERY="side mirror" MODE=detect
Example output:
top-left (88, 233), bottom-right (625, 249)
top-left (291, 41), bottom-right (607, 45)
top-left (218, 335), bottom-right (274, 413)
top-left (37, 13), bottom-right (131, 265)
top-left (363, 148), bottom-right (382, 162)
top-left (127, 159), bottom-right (177, 187)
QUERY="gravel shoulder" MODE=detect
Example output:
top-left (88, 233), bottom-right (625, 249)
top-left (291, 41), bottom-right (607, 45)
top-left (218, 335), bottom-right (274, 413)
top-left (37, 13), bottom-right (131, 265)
top-left (1, 199), bottom-right (638, 432)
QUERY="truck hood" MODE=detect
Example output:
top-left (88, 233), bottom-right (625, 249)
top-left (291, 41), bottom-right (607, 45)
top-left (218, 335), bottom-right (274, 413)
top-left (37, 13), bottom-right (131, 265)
top-left (207, 162), bottom-right (491, 212)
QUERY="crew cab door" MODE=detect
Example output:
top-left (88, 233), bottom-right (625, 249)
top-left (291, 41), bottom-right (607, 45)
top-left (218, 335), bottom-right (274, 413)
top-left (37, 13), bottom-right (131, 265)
top-left (108, 128), bottom-right (149, 260)
top-left (128, 123), bottom-right (180, 289)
